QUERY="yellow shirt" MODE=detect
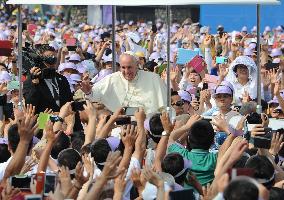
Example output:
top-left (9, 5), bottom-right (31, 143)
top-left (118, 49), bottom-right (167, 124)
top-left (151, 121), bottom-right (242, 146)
top-left (88, 70), bottom-right (167, 115)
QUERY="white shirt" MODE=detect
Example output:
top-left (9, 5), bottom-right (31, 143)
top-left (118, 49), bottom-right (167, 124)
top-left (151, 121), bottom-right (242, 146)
top-left (0, 156), bottom-right (38, 182)
top-left (88, 70), bottom-right (167, 115)
top-left (228, 79), bottom-right (264, 106)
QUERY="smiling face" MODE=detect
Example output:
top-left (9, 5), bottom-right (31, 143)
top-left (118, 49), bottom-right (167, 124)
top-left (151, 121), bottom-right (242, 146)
top-left (119, 54), bottom-right (138, 81)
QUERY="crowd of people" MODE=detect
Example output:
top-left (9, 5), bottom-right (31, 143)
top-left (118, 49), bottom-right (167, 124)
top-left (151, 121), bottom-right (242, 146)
top-left (0, 7), bottom-right (284, 200)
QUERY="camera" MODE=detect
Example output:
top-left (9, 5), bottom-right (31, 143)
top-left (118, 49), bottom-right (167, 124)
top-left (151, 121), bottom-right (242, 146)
top-left (247, 112), bottom-right (262, 124)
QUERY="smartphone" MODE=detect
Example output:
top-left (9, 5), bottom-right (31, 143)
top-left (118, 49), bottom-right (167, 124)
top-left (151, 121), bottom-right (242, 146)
top-left (233, 105), bottom-right (241, 112)
top-left (71, 101), bottom-right (86, 112)
top-left (195, 87), bottom-right (201, 101)
top-left (265, 63), bottom-right (279, 71)
top-left (24, 195), bottom-right (42, 200)
top-left (44, 174), bottom-right (57, 196)
top-left (3, 103), bottom-right (14, 120)
top-left (124, 107), bottom-right (139, 116)
top-left (216, 56), bottom-right (228, 64)
top-left (202, 83), bottom-right (208, 90)
top-left (35, 172), bottom-right (45, 194)
top-left (228, 168), bottom-right (255, 180)
top-left (151, 25), bottom-right (157, 33)
top-left (115, 117), bottom-right (131, 125)
top-left (10, 176), bottom-right (31, 191)
top-left (252, 128), bottom-right (274, 149)
top-left (49, 115), bottom-right (62, 123)
top-left (169, 189), bottom-right (194, 200)
top-left (66, 38), bottom-right (77, 51)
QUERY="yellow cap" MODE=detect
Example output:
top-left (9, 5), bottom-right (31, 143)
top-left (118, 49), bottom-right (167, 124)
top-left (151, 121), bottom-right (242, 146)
top-left (135, 51), bottom-right (145, 58)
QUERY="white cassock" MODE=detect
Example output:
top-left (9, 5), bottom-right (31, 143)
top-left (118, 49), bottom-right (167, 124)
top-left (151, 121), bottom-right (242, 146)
top-left (87, 70), bottom-right (167, 115)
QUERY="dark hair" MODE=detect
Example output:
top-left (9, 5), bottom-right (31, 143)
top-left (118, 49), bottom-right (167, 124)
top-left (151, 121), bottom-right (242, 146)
top-left (171, 91), bottom-right (179, 97)
top-left (223, 179), bottom-right (259, 200)
top-left (51, 132), bottom-right (71, 159)
top-left (81, 143), bottom-right (92, 156)
top-left (162, 153), bottom-right (187, 185)
top-left (0, 144), bottom-right (11, 163)
top-left (71, 131), bottom-right (85, 153)
top-left (91, 139), bottom-right (112, 171)
top-left (57, 148), bottom-right (82, 170)
top-left (233, 155), bottom-right (250, 168)
top-left (187, 120), bottom-right (214, 150)
top-left (245, 155), bottom-right (275, 189)
top-left (149, 113), bottom-right (164, 143)
top-left (269, 187), bottom-right (284, 200)
top-left (0, 63), bottom-right (8, 71)
top-left (37, 44), bottom-right (55, 55)
top-left (8, 124), bottom-right (33, 154)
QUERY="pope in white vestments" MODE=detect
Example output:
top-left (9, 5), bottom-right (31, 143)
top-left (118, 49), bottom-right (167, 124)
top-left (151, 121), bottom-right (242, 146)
top-left (86, 53), bottom-right (167, 115)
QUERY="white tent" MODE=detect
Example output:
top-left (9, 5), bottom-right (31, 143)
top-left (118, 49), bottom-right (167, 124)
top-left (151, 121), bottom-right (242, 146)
top-left (7, 0), bottom-right (281, 110)
top-left (6, 0), bottom-right (281, 5)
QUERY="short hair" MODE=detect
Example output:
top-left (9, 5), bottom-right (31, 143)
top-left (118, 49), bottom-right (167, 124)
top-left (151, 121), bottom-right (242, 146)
top-left (8, 124), bottom-right (33, 154)
top-left (269, 187), bottom-right (284, 200)
top-left (90, 139), bottom-right (112, 171)
top-left (223, 179), bottom-right (259, 200)
top-left (57, 148), bottom-right (82, 170)
top-left (162, 153), bottom-right (187, 185)
top-left (81, 143), bottom-right (91, 156)
top-left (37, 44), bottom-right (55, 55)
top-left (119, 52), bottom-right (138, 66)
top-left (149, 113), bottom-right (164, 143)
top-left (187, 120), bottom-right (214, 150)
top-left (0, 144), bottom-right (11, 163)
top-left (51, 132), bottom-right (71, 159)
top-left (245, 155), bottom-right (275, 189)
top-left (0, 63), bottom-right (8, 71)
top-left (171, 91), bottom-right (179, 97)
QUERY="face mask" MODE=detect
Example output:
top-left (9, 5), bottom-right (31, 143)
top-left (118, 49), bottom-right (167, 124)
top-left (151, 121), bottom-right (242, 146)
top-left (43, 55), bottom-right (57, 65)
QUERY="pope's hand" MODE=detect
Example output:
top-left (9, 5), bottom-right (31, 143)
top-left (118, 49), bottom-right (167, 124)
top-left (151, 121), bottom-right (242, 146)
top-left (81, 75), bottom-right (92, 94)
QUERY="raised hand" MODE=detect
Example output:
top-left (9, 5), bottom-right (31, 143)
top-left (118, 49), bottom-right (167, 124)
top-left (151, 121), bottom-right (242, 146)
top-left (269, 132), bottom-right (284, 156)
top-left (160, 112), bottom-right (174, 134)
top-left (142, 166), bottom-right (164, 188)
top-left (184, 114), bottom-right (202, 129)
top-left (101, 151), bottom-right (123, 179)
top-left (74, 162), bottom-right (90, 189)
top-left (83, 100), bottom-right (97, 119)
top-left (170, 67), bottom-right (179, 82)
top-left (120, 125), bottom-right (137, 148)
top-left (20, 157), bottom-right (36, 175)
top-left (58, 166), bottom-right (73, 196)
top-left (134, 107), bottom-right (146, 123)
top-left (80, 74), bottom-right (92, 94)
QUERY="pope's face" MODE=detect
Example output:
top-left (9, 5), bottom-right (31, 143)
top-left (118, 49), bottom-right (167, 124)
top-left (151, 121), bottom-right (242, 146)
top-left (120, 55), bottom-right (138, 81)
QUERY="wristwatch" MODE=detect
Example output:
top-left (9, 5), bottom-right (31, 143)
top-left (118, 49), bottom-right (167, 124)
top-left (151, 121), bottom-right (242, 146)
top-left (162, 131), bottom-right (170, 136)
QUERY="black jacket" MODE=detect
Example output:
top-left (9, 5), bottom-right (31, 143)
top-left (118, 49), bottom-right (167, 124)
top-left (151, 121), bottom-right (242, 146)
top-left (23, 73), bottom-right (73, 114)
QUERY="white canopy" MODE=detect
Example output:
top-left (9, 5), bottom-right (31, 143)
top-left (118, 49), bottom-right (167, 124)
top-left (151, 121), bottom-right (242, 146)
top-left (6, 0), bottom-right (281, 5)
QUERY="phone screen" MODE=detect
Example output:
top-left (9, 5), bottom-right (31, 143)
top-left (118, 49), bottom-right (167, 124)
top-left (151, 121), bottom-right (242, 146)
top-left (124, 107), bottom-right (139, 116)
top-left (10, 176), bottom-right (31, 190)
top-left (25, 195), bottom-right (42, 200)
top-left (116, 117), bottom-right (131, 125)
top-left (44, 175), bottom-right (56, 195)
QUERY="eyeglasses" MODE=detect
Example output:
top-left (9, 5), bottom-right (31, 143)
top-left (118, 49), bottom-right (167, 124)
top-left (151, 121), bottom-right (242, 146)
top-left (171, 100), bottom-right (184, 107)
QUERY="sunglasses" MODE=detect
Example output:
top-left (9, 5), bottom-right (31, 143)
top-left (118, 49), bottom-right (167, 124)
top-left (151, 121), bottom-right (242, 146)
top-left (171, 100), bottom-right (184, 107)
top-left (215, 94), bottom-right (232, 99)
